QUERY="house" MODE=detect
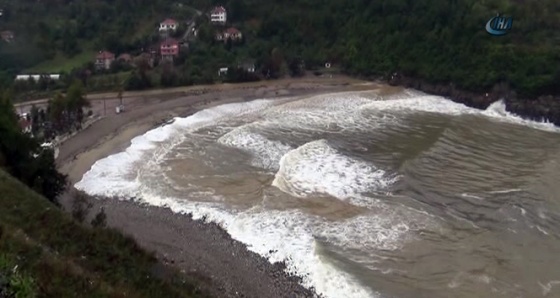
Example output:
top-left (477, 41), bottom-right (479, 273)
top-left (210, 6), bottom-right (227, 25)
top-left (238, 60), bottom-right (255, 73)
top-left (159, 18), bottom-right (178, 31)
top-left (216, 27), bottom-right (242, 42)
top-left (95, 51), bottom-right (115, 70)
top-left (160, 38), bottom-right (179, 61)
top-left (218, 67), bottom-right (228, 76)
top-left (1, 30), bottom-right (14, 43)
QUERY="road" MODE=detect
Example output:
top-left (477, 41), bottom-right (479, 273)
top-left (182, 8), bottom-right (202, 41)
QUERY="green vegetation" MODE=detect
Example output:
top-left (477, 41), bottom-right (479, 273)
top-left (0, 83), bottom-right (207, 297)
top-left (26, 51), bottom-right (97, 73)
top-left (0, 170), bottom-right (207, 297)
top-left (0, 90), bottom-right (67, 202)
top-left (1, 0), bottom-right (559, 104)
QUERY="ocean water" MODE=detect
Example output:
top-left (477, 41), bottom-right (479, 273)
top-left (76, 89), bottom-right (560, 298)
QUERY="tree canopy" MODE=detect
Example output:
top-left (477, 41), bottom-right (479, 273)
top-left (1, 0), bottom-right (559, 98)
top-left (0, 91), bottom-right (67, 203)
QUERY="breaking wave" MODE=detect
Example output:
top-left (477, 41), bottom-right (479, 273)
top-left (271, 139), bottom-right (397, 206)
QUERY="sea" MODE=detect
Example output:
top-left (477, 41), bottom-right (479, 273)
top-left (76, 89), bottom-right (560, 298)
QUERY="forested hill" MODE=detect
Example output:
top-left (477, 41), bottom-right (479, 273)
top-left (248, 0), bottom-right (560, 98)
top-left (1, 0), bottom-right (559, 99)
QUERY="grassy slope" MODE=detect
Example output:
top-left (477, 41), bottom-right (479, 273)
top-left (26, 50), bottom-right (97, 73)
top-left (0, 169), bottom-right (208, 298)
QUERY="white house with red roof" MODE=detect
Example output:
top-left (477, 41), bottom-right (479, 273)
top-left (210, 6), bottom-right (227, 25)
top-left (159, 18), bottom-right (178, 31)
top-left (95, 51), bottom-right (115, 70)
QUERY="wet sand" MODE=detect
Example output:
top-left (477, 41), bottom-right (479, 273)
top-left (58, 77), bottom-right (386, 298)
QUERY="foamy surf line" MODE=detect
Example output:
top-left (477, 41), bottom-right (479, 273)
top-left (133, 191), bottom-right (381, 298)
top-left (75, 96), bottom-right (381, 298)
top-left (75, 91), bottom-right (559, 298)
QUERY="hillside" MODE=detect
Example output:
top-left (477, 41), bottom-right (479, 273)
top-left (1, 0), bottom-right (560, 120)
top-left (0, 169), bottom-right (208, 297)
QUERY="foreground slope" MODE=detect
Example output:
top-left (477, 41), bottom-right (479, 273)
top-left (0, 169), bottom-right (208, 298)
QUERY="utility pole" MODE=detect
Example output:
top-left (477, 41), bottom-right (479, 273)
top-left (118, 87), bottom-right (123, 106)
top-left (104, 98), bottom-right (106, 116)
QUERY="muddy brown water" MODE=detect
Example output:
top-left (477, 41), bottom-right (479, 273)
top-left (78, 90), bottom-right (560, 298)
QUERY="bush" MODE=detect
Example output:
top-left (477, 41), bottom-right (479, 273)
top-left (71, 191), bottom-right (92, 223)
top-left (0, 255), bottom-right (36, 298)
top-left (91, 208), bottom-right (107, 228)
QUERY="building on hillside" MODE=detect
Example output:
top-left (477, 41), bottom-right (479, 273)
top-left (218, 67), bottom-right (228, 76)
top-left (160, 38), bottom-right (179, 62)
top-left (95, 51), bottom-right (115, 70)
top-left (159, 18), bottom-right (178, 31)
top-left (238, 60), bottom-right (255, 73)
top-left (15, 74), bottom-right (60, 81)
top-left (1, 30), bottom-right (14, 43)
top-left (210, 6), bottom-right (227, 25)
top-left (216, 27), bottom-right (242, 42)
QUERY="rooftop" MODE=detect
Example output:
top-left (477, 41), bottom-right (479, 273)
top-left (225, 27), bottom-right (240, 34)
top-left (161, 18), bottom-right (178, 25)
top-left (211, 6), bottom-right (226, 14)
top-left (96, 51), bottom-right (115, 60)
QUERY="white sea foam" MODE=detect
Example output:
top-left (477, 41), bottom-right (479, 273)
top-left (272, 140), bottom-right (397, 206)
top-left (488, 188), bottom-right (523, 194)
top-left (227, 209), bottom-right (380, 298)
top-left (360, 94), bottom-right (477, 116)
top-left (75, 90), bottom-right (560, 298)
top-left (217, 125), bottom-right (293, 170)
top-left (262, 93), bottom-right (392, 132)
top-left (482, 100), bottom-right (560, 133)
top-left (118, 187), bottom-right (383, 298)
top-left (361, 90), bottom-right (560, 133)
top-left (75, 98), bottom-right (279, 196)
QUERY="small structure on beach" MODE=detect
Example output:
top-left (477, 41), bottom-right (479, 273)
top-left (115, 104), bottom-right (125, 114)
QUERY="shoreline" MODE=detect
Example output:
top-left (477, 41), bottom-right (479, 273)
top-left (58, 76), bottom-right (385, 298)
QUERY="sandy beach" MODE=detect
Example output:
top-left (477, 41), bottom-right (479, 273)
top-left (57, 76), bottom-right (388, 298)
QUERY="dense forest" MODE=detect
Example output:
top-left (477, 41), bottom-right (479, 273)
top-left (1, 0), bottom-right (560, 100)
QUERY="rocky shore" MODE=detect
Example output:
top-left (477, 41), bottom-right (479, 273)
top-left (390, 75), bottom-right (560, 125)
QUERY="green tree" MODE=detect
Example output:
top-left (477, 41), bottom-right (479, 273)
top-left (0, 91), bottom-right (67, 203)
